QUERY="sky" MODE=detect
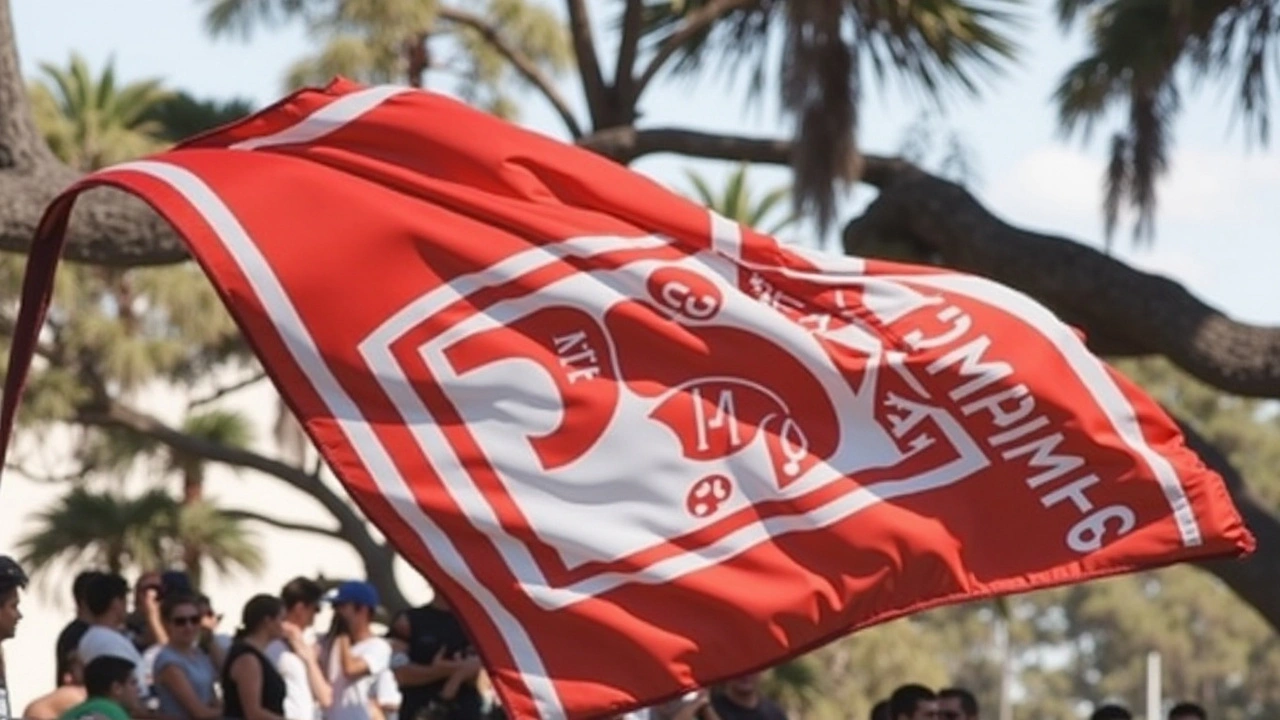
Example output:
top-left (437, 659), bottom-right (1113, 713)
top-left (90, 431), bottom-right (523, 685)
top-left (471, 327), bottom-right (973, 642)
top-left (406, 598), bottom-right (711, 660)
top-left (3, 0), bottom-right (1278, 709)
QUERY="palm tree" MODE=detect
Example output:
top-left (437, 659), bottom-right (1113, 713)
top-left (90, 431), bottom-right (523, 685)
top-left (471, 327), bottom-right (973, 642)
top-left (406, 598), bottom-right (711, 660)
top-left (682, 163), bottom-right (797, 237)
top-left (28, 52), bottom-right (171, 170)
top-left (168, 410), bottom-right (255, 588)
top-left (1052, 0), bottom-right (1277, 245)
top-left (142, 91), bottom-right (256, 143)
top-left (640, 0), bottom-right (1023, 230)
top-left (201, 0), bottom-right (572, 119)
top-left (15, 486), bottom-right (263, 581)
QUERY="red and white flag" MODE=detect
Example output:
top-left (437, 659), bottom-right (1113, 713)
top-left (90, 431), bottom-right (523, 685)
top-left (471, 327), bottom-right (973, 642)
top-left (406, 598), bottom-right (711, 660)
top-left (1, 80), bottom-right (1253, 718)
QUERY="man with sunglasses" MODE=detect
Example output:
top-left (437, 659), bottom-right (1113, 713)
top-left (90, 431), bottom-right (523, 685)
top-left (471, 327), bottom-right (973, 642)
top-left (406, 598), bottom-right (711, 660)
top-left (0, 555), bottom-right (29, 720)
top-left (937, 688), bottom-right (977, 720)
top-left (265, 576), bottom-right (332, 720)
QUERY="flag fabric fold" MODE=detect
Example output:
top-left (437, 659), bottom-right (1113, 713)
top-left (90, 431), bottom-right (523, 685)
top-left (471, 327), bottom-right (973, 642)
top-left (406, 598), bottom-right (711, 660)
top-left (0, 79), bottom-right (1253, 719)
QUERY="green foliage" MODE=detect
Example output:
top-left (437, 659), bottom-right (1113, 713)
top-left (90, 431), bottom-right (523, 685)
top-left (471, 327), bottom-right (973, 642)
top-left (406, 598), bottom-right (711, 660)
top-left (1052, 0), bottom-right (1280, 245)
top-left (29, 52), bottom-right (171, 170)
top-left (681, 163), bottom-right (797, 237)
top-left (15, 486), bottom-right (262, 579)
top-left (203, 0), bottom-right (571, 120)
top-left (142, 91), bottom-right (255, 143)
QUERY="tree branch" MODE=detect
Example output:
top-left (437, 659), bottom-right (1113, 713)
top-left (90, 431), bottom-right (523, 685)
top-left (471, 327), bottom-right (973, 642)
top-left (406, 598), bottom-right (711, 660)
top-left (437, 6), bottom-right (584, 139)
top-left (564, 0), bottom-right (610, 128)
top-left (614, 0), bottom-right (645, 109)
top-left (633, 0), bottom-right (758, 103)
top-left (76, 397), bottom-right (408, 609)
top-left (1177, 418), bottom-right (1280, 633)
top-left (187, 370), bottom-right (268, 409)
top-left (842, 164), bottom-right (1280, 398)
top-left (224, 509), bottom-right (341, 539)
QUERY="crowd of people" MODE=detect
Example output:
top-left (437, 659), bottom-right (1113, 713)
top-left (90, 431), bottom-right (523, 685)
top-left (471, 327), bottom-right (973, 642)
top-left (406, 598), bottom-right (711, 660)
top-left (0, 555), bottom-right (1219, 720)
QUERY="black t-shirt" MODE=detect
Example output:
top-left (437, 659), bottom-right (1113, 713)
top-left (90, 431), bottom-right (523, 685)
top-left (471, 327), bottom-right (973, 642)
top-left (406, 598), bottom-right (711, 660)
top-left (711, 693), bottom-right (789, 720)
top-left (395, 605), bottom-right (482, 720)
top-left (54, 619), bottom-right (90, 685)
top-left (222, 642), bottom-right (286, 719)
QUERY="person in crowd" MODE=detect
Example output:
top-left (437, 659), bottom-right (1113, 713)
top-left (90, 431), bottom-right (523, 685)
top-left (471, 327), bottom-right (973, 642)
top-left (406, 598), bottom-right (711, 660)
top-left (24, 651), bottom-right (87, 720)
top-left (195, 593), bottom-right (233, 668)
top-left (710, 672), bottom-right (787, 720)
top-left (152, 595), bottom-right (222, 720)
top-left (938, 688), bottom-right (978, 720)
top-left (0, 555), bottom-right (29, 720)
top-left (76, 572), bottom-right (149, 696)
top-left (389, 594), bottom-right (482, 720)
top-left (55, 571), bottom-right (102, 687)
top-left (869, 700), bottom-right (891, 720)
top-left (223, 594), bottom-right (289, 720)
top-left (125, 571), bottom-right (166, 653)
top-left (1090, 705), bottom-right (1132, 720)
top-left (1168, 703), bottom-right (1206, 720)
top-left (264, 576), bottom-right (332, 719)
top-left (889, 684), bottom-right (938, 720)
top-left (322, 581), bottom-right (393, 720)
top-left (58, 657), bottom-right (141, 720)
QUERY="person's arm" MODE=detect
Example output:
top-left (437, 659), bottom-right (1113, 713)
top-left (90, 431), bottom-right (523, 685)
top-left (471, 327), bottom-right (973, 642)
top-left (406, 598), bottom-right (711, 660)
top-left (384, 617), bottom-right (458, 688)
top-left (228, 653), bottom-right (287, 720)
top-left (439, 655), bottom-right (482, 701)
top-left (155, 663), bottom-right (222, 720)
top-left (283, 624), bottom-right (332, 709)
top-left (143, 589), bottom-right (168, 646)
top-left (334, 635), bottom-right (371, 680)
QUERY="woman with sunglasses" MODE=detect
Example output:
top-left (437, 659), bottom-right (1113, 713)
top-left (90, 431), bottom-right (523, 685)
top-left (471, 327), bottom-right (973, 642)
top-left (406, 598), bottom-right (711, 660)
top-left (152, 595), bottom-right (222, 720)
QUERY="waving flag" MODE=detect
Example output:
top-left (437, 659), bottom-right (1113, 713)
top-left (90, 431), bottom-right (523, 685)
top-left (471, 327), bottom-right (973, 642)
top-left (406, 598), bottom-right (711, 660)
top-left (1, 79), bottom-right (1253, 719)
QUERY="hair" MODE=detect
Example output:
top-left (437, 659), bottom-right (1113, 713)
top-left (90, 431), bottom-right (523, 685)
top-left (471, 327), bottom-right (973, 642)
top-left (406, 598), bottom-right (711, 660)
top-left (1169, 703), bottom-right (1207, 720)
top-left (83, 656), bottom-right (136, 697)
top-left (72, 570), bottom-right (102, 605)
top-left (160, 593), bottom-right (201, 621)
top-left (280, 577), bottom-right (323, 610)
top-left (869, 699), bottom-right (891, 720)
top-left (890, 684), bottom-right (936, 719)
top-left (940, 688), bottom-right (979, 716)
top-left (1091, 705), bottom-right (1134, 720)
top-left (235, 594), bottom-right (283, 641)
top-left (83, 573), bottom-right (128, 617)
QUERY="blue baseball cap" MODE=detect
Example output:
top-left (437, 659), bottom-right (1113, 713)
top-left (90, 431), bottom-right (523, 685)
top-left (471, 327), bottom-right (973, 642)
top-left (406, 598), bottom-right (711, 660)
top-left (328, 580), bottom-right (380, 609)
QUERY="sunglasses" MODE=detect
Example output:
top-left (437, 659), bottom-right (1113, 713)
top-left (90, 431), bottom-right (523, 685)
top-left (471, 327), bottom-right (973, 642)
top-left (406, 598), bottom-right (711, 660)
top-left (939, 712), bottom-right (963, 720)
top-left (170, 615), bottom-right (201, 627)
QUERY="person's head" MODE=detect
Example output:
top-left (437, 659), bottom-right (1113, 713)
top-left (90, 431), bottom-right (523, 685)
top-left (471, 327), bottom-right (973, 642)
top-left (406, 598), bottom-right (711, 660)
top-left (330, 581), bottom-right (380, 630)
top-left (83, 656), bottom-right (140, 709)
top-left (84, 572), bottom-right (129, 625)
top-left (1169, 702), bottom-right (1206, 720)
top-left (161, 594), bottom-right (204, 649)
top-left (60, 649), bottom-right (85, 686)
top-left (939, 688), bottom-right (978, 720)
top-left (870, 699), bottom-right (891, 720)
top-left (722, 672), bottom-right (761, 702)
top-left (72, 570), bottom-right (103, 614)
top-left (281, 577), bottom-right (324, 627)
top-left (236, 594), bottom-right (285, 641)
top-left (133, 570), bottom-right (162, 610)
top-left (196, 593), bottom-right (222, 631)
top-left (0, 555), bottom-right (28, 641)
top-left (1090, 705), bottom-right (1133, 720)
top-left (890, 684), bottom-right (938, 720)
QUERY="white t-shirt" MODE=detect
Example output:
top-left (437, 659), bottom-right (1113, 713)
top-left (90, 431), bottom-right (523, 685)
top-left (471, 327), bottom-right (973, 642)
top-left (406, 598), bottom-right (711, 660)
top-left (78, 625), bottom-right (148, 693)
top-left (372, 668), bottom-right (401, 710)
top-left (323, 637), bottom-right (391, 720)
top-left (265, 631), bottom-right (319, 720)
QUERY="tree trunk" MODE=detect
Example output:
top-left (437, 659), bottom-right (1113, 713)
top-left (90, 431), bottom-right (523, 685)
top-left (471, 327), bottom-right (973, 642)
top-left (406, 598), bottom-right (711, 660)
top-left (181, 465), bottom-right (204, 590)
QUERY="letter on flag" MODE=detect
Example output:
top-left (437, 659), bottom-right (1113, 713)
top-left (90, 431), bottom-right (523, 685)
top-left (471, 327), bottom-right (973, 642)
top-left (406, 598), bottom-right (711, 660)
top-left (0, 80), bottom-right (1254, 719)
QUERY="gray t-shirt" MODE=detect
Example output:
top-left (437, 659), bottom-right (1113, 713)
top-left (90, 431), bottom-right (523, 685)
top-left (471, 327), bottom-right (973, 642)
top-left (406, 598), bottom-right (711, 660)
top-left (152, 645), bottom-right (218, 720)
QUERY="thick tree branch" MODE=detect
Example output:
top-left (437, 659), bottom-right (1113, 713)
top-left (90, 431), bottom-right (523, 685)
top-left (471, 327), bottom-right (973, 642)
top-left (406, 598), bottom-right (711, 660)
top-left (437, 6), bottom-right (584, 139)
top-left (1178, 419), bottom-right (1280, 633)
top-left (77, 397), bottom-right (407, 609)
top-left (564, 0), bottom-right (610, 128)
top-left (842, 164), bottom-right (1280, 398)
top-left (614, 0), bottom-right (645, 109)
top-left (224, 509), bottom-right (341, 539)
top-left (633, 0), bottom-right (758, 102)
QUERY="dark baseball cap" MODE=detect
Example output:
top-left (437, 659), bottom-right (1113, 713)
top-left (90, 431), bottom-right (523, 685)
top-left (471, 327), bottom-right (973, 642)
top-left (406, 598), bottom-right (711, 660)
top-left (0, 555), bottom-right (28, 592)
